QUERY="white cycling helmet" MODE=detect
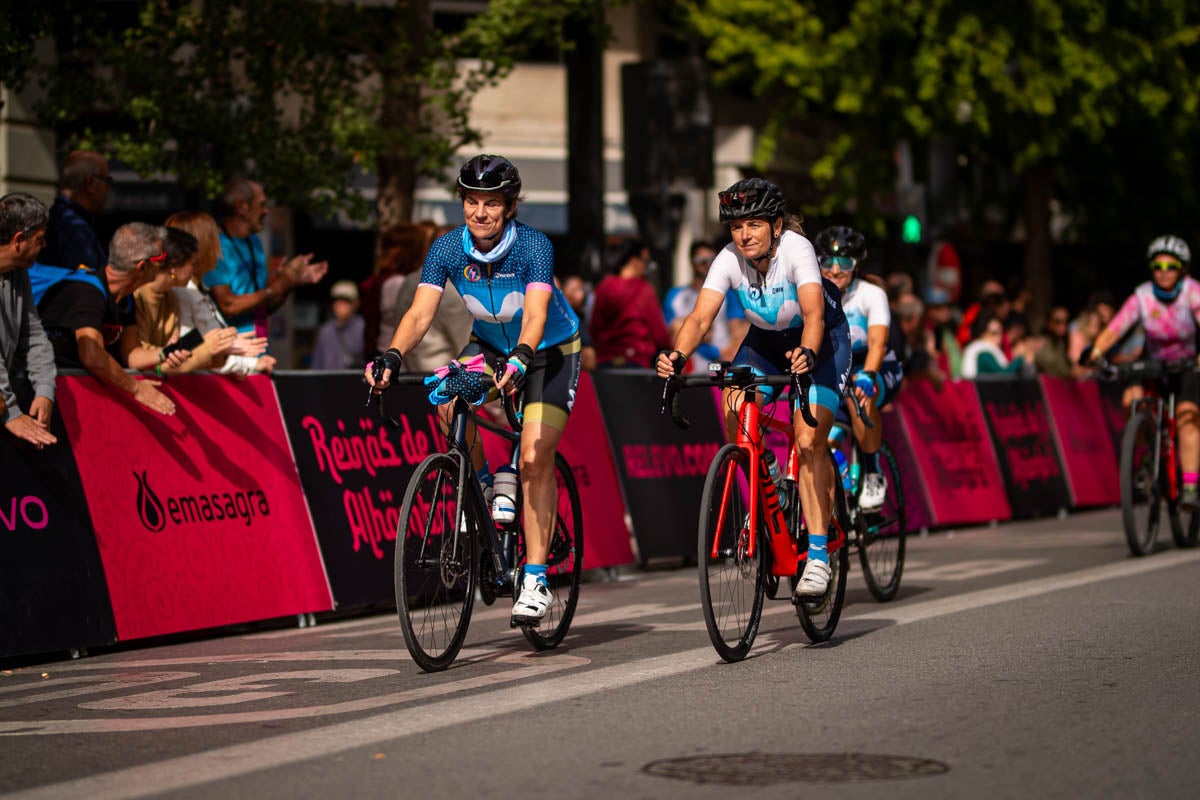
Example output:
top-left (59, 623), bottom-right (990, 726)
top-left (1147, 235), bottom-right (1191, 265)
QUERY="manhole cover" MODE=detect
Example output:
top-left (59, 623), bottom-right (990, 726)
top-left (643, 753), bottom-right (949, 785)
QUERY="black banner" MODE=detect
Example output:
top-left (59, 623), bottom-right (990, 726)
top-left (591, 370), bottom-right (726, 563)
top-left (974, 378), bottom-right (1070, 519)
top-left (274, 372), bottom-right (447, 608)
top-left (0, 382), bottom-right (116, 659)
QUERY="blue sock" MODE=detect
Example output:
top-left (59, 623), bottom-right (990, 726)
top-left (476, 464), bottom-right (493, 488)
top-left (524, 563), bottom-right (548, 587)
top-left (807, 532), bottom-right (828, 565)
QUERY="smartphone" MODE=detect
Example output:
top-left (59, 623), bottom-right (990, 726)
top-left (161, 328), bottom-right (205, 357)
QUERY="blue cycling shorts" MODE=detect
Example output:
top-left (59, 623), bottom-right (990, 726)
top-left (731, 323), bottom-right (852, 414)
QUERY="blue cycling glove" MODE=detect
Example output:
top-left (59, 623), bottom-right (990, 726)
top-left (853, 370), bottom-right (878, 398)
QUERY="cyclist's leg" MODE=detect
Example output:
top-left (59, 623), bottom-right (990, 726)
top-left (512, 337), bottom-right (581, 620)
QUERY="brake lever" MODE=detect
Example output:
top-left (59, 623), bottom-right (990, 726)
top-left (793, 373), bottom-right (818, 428)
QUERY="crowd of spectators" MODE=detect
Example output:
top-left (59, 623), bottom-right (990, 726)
top-left (0, 148), bottom-right (1148, 455)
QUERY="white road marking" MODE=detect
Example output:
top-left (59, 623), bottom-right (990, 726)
top-left (9, 548), bottom-right (1200, 800)
top-left (902, 558), bottom-right (1044, 582)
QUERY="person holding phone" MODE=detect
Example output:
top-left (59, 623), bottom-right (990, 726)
top-left (132, 227), bottom-right (263, 375)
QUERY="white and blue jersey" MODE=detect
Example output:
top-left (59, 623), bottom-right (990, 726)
top-left (418, 221), bottom-right (579, 354)
top-left (838, 277), bottom-right (903, 412)
top-left (700, 230), bottom-right (851, 414)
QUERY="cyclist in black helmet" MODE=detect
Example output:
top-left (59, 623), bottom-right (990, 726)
top-left (656, 178), bottom-right (851, 598)
top-left (813, 225), bottom-right (903, 511)
top-left (367, 154), bottom-right (583, 626)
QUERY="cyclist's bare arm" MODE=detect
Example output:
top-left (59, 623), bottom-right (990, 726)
top-left (657, 288), bottom-right (725, 376)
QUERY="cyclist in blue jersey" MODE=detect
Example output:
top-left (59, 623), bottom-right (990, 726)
top-left (656, 178), bottom-right (851, 598)
top-left (367, 154), bottom-right (582, 626)
top-left (813, 226), bottom-right (902, 511)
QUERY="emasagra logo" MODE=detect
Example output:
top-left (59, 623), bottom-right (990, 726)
top-left (135, 470), bottom-right (166, 532)
top-left (134, 471), bottom-right (271, 532)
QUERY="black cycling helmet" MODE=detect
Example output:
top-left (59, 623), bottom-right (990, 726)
top-left (814, 225), bottom-right (868, 264)
top-left (1147, 234), bottom-right (1191, 266)
top-left (718, 178), bottom-right (787, 223)
top-left (457, 154), bottom-right (522, 203)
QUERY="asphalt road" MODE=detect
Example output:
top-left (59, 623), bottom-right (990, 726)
top-left (3, 508), bottom-right (1199, 799)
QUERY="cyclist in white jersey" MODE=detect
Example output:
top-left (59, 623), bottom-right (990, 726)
top-left (656, 178), bottom-right (852, 598)
top-left (814, 226), bottom-right (903, 511)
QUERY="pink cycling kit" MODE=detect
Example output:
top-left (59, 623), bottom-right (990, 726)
top-left (1104, 277), bottom-right (1200, 360)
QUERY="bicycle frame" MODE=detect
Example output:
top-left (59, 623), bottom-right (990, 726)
top-left (444, 397), bottom-right (523, 588)
top-left (1131, 389), bottom-right (1175, 502)
top-left (711, 391), bottom-right (845, 577)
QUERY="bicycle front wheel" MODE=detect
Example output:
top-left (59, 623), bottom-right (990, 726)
top-left (519, 452), bottom-right (585, 651)
top-left (698, 444), bottom-right (766, 663)
top-left (794, 451), bottom-right (850, 643)
top-left (856, 442), bottom-right (907, 601)
top-left (1120, 411), bottom-right (1161, 556)
top-left (395, 453), bottom-right (477, 672)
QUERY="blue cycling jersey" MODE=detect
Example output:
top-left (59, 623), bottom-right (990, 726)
top-left (419, 221), bottom-right (579, 353)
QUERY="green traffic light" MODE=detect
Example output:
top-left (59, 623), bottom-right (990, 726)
top-left (901, 214), bottom-right (922, 244)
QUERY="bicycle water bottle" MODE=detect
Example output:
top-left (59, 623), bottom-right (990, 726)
top-left (762, 451), bottom-right (789, 509)
top-left (492, 465), bottom-right (520, 524)
top-left (832, 448), bottom-right (854, 493)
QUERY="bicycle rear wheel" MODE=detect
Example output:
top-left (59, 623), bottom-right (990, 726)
top-left (698, 444), bottom-right (766, 663)
top-left (395, 453), bottom-right (477, 672)
top-left (1120, 411), bottom-right (1161, 556)
top-left (518, 453), bottom-right (585, 650)
top-left (794, 451), bottom-right (850, 643)
top-left (856, 442), bottom-right (907, 601)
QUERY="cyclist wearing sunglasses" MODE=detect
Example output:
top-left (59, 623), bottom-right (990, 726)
top-left (1089, 235), bottom-right (1200, 509)
top-left (813, 226), bottom-right (902, 512)
top-left (656, 178), bottom-right (851, 598)
top-left (367, 154), bottom-right (582, 626)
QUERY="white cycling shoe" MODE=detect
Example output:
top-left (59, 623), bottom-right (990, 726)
top-left (794, 558), bottom-right (831, 598)
top-left (511, 573), bottom-right (552, 627)
top-left (859, 471), bottom-right (888, 512)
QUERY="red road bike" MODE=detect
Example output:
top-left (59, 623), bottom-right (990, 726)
top-left (1102, 358), bottom-right (1200, 555)
top-left (662, 363), bottom-right (851, 662)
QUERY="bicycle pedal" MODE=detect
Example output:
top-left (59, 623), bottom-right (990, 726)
top-left (509, 615), bottom-right (541, 629)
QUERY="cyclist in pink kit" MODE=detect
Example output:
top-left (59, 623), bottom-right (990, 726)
top-left (1090, 235), bottom-right (1200, 509)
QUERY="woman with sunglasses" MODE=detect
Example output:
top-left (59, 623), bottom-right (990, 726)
top-left (656, 178), bottom-right (851, 598)
top-left (813, 226), bottom-right (902, 512)
top-left (1089, 235), bottom-right (1200, 509)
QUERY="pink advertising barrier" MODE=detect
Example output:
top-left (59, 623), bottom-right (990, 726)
top-left (893, 379), bottom-right (1012, 526)
top-left (1039, 375), bottom-right (1121, 507)
top-left (57, 375), bottom-right (334, 642)
top-left (483, 370), bottom-right (634, 569)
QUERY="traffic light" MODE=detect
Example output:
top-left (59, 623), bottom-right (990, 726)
top-left (897, 184), bottom-right (926, 245)
top-left (901, 214), bottom-right (923, 244)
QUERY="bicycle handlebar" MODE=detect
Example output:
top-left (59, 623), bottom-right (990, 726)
top-left (659, 362), bottom-right (819, 430)
top-left (366, 368), bottom-right (525, 434)
top-left (1093, 357), bottom-right (1198, 384)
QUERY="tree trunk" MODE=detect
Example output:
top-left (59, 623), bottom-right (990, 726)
top-left (1022, 160), bottom-right (1054, 329)
top-left (374, 0), bottom-right (429, 241)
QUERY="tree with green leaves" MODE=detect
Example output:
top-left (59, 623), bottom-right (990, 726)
top-left (687, 0), bottom-right (1200, 321)
top-left (37, 0), bottom-right (598, 231)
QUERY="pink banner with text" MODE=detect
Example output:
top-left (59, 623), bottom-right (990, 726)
top-left (57, 375), bottom-right (333, 641)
